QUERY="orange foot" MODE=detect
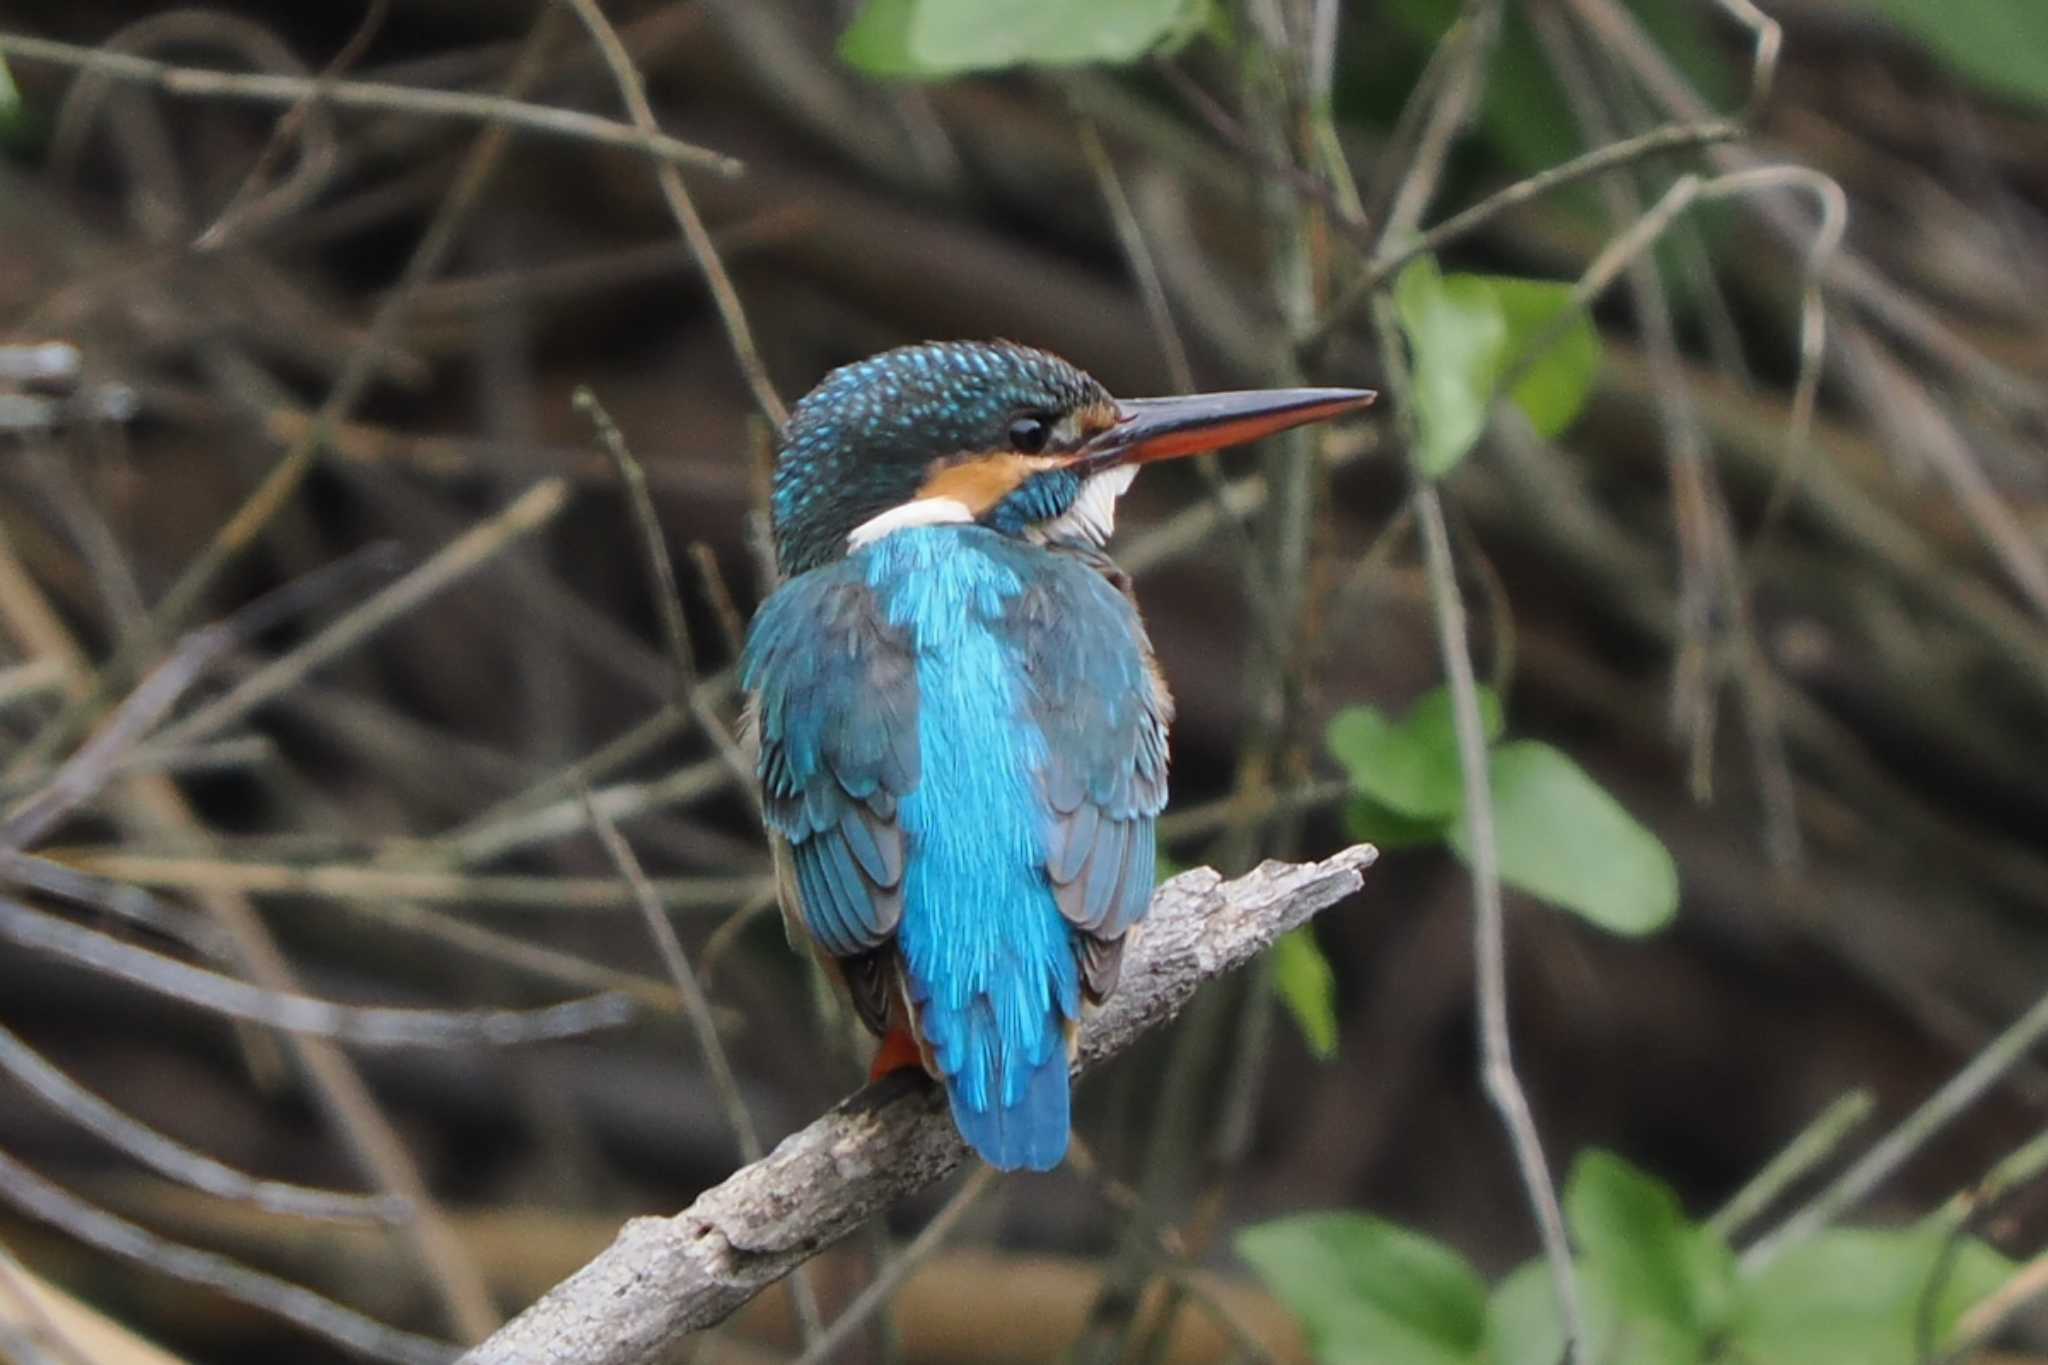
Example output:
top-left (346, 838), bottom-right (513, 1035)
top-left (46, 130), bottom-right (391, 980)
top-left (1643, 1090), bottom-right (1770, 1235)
top-left (869, 1025), bottom-right (925, 1082)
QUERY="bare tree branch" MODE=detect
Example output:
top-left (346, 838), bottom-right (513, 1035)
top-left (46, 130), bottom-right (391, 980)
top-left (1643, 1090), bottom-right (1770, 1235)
top-left (0, 31), bottom-right (740, 177)
top-left (0, 898), bottom-right (634, 1046)
top-left (459, 846), bottom-right (1376, 1365)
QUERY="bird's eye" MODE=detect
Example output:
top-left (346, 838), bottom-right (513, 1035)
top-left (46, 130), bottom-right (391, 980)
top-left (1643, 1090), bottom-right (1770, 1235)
top-left (1007, 415), bottom-right (1051, 454)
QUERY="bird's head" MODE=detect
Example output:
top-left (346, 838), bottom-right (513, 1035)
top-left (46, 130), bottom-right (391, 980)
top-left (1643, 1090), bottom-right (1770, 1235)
top-left (770, 340), bottom-right (1373, 576)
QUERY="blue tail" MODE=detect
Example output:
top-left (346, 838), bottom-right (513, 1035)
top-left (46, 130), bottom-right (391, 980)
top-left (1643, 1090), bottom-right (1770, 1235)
top-left (921, 991), bottom-right (1072, 1172)
top-left (867, 527), bottom-right (1084, 1173)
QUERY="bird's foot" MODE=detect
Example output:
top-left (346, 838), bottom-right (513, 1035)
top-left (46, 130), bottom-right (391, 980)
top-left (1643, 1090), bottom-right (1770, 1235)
top-left (868, 1024), bottom-right (926, 1082)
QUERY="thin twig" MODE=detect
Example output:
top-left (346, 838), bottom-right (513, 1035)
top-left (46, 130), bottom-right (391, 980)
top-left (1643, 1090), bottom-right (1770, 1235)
top-left (1162, 1268), bottom-right (1285, 1365)
top-left (1155, 780), bottom-right (1348, 845)
top-left (0, 660), bottom-right (66, 710)
top-left (686, 543), bottom-right (749, 662)
top-left (49, 853), bottom-right (765, 911)
top-left (555, 0), bottom-right (786, 429)
top-left (1417, 476), bottom-right (1583, 1359)
top-left (1309, 118), bottom-right (1740, 348)
top-left (578, 794), bottom-right (762, 1161)
top-left (1529, 1), bottom-right (1800, 866)
top-left (150, 479), bottom-right (569, 754)
top-left (398, 208), bottom-right (809, 323)
top-left (1920, 1127), bottom-right (2048, 1361)
top-left (1076, 121), bottom-right (1194, 393)
top-left (321, 888), bottom-right (723, 1018)
top-left (1152, 61), bottom-right (1366, 245)
top-left (1744, 985), bottom-right (2048, 1270)
top-left (1471, 167), bottom-right (1843, 442)
top-left (1408, 121), bottom-right (1737, 260)
top-left (1706, 1090), bottom-right (1874, 1241)
top-left (695, 890), bottom-right (779, 986)
top-left (1377, 0), bottom-right (1504, 259)
top-left (435, 705), bottom-right (696, 861)
top-left (0, 897), bottom-right (634, 1046)
top-left (191, 0), bottom-right (392, 250)
top-left (0, 623), bottom-right (233, 850)
top-left (0, 31), bottom-right (738, 176)
top-left (1941, 1249), bottom-right (2048, 1364)
top-left (1737, 167), bottom-right (1850, 560)
top-left (1360, 1), bottom-right (1582, 1349)
top-left (1074, 113), bottom-right (1281, 635)
top-left (791, 1167), bottom-right (997, 1365)
top-left (573, 389), bottom-right (759, 808)
top-left (0, 1149), bottom-right (456, 1365)
top-left (2, 539), bottom-right (398, 838)
top-left (14, 443), bottom-right (148, 636)
top-left (1935, 1132), bottom-right (2048, 1241)
top-left (0, 1322), bottom-right (62, 1365)
top-left (0, 1023), bottom-right (402, 1223)
top-left (581, 802), bottom-right (819, 1365)
top-left (0, 853), bottom-right (227, 959)
top-left (579, 790), bottom-right (828, 1347)
top-left (437, 754), bottom-right (730, 869)
top-left (0, 1242), bottom-right (87, 1365)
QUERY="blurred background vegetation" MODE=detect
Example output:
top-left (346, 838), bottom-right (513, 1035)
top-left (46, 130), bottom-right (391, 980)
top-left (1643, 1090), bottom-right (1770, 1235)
top-left (0, 0), bottom-right (2046, 1361)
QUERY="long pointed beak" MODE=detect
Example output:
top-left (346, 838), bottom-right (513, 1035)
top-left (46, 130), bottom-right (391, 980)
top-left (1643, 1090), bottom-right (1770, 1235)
top-left (1073, 387), bottom-right (1375, 471)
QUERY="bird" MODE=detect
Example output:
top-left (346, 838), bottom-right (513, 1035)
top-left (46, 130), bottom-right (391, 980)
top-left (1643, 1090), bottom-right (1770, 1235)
top-left (741, 340), bottom-right (1373, 1172)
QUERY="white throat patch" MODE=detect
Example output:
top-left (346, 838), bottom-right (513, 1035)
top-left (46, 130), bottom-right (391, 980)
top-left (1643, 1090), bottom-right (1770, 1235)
top-left (846, 496), bottom-right (974, 551)
top-left (1032, 465), bottom-right (1138, 549)
top-left (844, 465), bottom-right (1139, 553)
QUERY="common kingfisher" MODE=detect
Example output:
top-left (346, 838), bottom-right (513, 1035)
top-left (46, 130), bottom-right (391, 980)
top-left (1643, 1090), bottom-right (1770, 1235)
top-left (741, 341), bottom-right (1372, 1171)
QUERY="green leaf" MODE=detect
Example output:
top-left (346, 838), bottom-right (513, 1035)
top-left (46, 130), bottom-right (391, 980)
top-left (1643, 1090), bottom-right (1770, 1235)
top-left (1566, 1152), bottom-right (1733, 1341)
top-left (838, 0), bottom-right (924, 75)
top-left (1395, 259), bottom-right (1507, 479)
top-left (1344, 795), bottom-right (1450, 851)
top-left (1328, 706), bottom-right (1452, 819)
top-left (1326, 687), bottom-right (1501, 821)
top-left (1847, 0), bottom-right (2048, 107)
top-left (1490, 1256), bottom-right (1705, 1365)
top-left (839, 0), bottom-right (1195, 77)
top-left (1732, 1223), bottom-right (2015, 1365)
top-left (1271, 928), bottom-right (1339, 1061)
top-left (0, 54), bottom-right (35, 153)
top-left (1405, 687), bottom-right (1507, 750)
top-left (1239, 1214), bottom-right (1489, 1365)
top-left (1490, 278), bottom-right (1602, 439)
top-left (1493, 1162), bottom-right (2019, 1365)
top-left (1486, 1261), bottom-right (1570, 1365)
top-left (1394, 260), bottom-right (1598, 478)
top-left (1486, 1259), bottom-right (1708, 1365)
top-left (1449, 741), bottom-right (1678, 935)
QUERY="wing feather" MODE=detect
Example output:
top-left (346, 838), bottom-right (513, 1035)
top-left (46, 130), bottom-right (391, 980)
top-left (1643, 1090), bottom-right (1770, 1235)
top-left (1007, 547), bottom-right (1174, 1006)
top-left (742, 562), bottom-right (918, 1029)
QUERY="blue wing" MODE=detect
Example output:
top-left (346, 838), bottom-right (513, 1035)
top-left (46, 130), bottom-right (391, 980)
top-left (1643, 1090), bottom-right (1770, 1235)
top-left (1008, 548), bottom-right (1171, 1000)
top-left (741, 560), bottom-right (918, 1028)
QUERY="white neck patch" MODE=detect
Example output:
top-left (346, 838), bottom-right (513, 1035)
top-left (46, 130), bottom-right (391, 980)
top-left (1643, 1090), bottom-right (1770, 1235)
top-left (1031, 465), bottom-right (1138, 549)
top-left (846, 495), bottom-right (974, 550)
top-left (844, 465), bottom-right (1140, 553)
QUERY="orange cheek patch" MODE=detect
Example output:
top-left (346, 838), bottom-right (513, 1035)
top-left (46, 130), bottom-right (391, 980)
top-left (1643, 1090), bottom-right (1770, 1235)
top-left (917, 453), bottom-right (1046, 516)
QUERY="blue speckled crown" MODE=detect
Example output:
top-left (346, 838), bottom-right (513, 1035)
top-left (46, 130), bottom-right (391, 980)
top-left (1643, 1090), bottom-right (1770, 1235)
top-left (772, 341), bottom-right (1110, 576)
